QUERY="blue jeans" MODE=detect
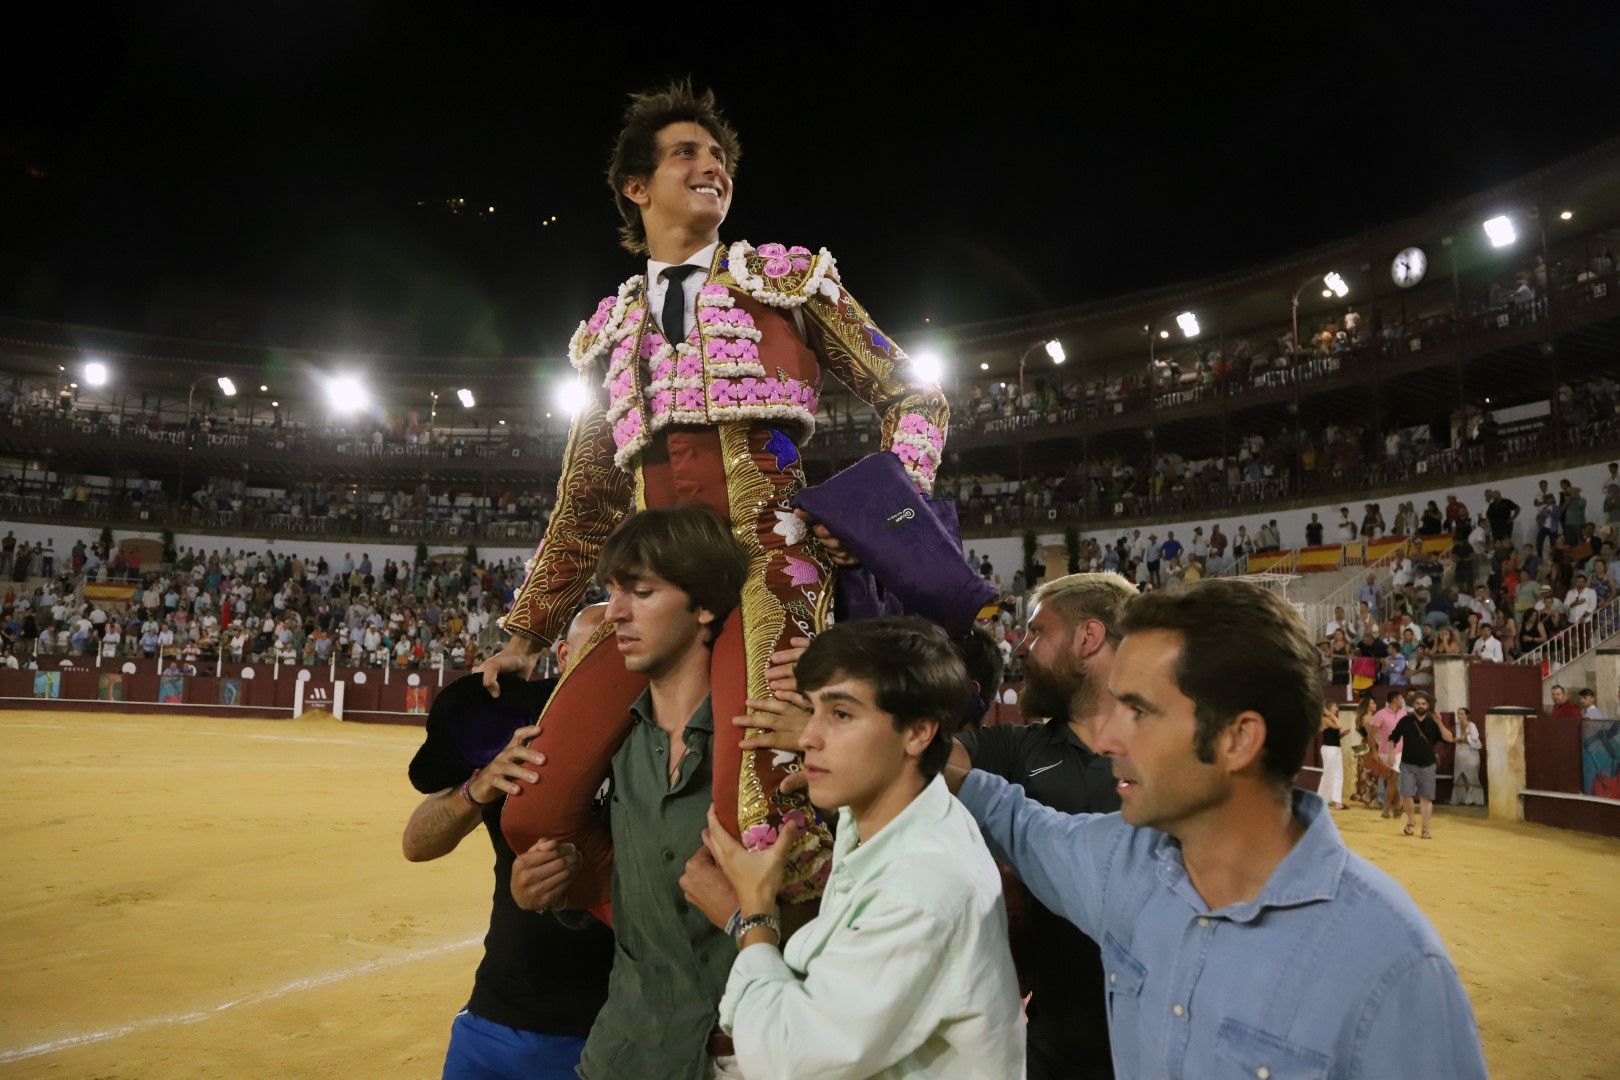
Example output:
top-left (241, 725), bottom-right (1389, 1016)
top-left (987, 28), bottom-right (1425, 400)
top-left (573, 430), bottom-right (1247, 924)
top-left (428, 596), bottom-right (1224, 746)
top-left (441, 1010), bottom-right (585, 1080)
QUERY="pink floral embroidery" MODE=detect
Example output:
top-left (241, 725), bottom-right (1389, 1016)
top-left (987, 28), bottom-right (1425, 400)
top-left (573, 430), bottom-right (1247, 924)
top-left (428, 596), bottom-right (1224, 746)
top-left (700, 283), bottom-right (729, 299)
top-left (674, 353), bottom-right (704, 379)
top-left (782, 554), bottom-right (821, 586)
top-left (893, 442), bottom-right (922, 466)
top-left (610, 367), bottom-right (635, 399)
top-left (639, 333), bottom-right (665, 360)
top-left (649, 356), bottom-right (675, 383)
top-left (650, 390), bottom-right (674, 415)
top-left (611, 338), bottom-right (635, 363)
top-left (675, 387), bottom-right (705, 411)
top-left (781, 809), bottom-right (809, 833)
top-left (612, 409), bottom-right (643, 449)
top-left (741, 823), bottom-right (779, 851)
top-left (757, 243), bottom-right (813, 278)
top-left (585, 296), bottom-right (616, 334)
top-left (898, 413), bottom-right (945, 452)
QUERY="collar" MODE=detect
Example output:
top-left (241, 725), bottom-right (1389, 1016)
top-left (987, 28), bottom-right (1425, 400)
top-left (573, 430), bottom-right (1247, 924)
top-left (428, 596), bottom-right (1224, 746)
top-left (834, 772), bottom-right (952, 872)
top-left (1157, 789), bottom-right (1347, 922)
top-left (646, 240), bottom-right (721, 288)
top-left (628, 686), bottom-right (714, 735)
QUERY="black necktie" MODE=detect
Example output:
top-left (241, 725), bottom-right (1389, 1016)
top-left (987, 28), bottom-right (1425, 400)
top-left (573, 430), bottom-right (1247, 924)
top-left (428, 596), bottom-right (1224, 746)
top-left (660, 264), bottom-right (704, 342)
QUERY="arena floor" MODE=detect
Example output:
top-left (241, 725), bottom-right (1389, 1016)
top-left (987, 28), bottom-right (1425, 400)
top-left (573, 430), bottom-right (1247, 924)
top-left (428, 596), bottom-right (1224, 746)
top-left (0, 709), bottom-right (1615, 1079)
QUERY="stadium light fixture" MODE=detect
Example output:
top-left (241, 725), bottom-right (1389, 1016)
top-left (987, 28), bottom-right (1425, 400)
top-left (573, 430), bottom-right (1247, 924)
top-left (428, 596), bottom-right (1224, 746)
top-left (1559, 210), bottom-right (1573, 221)
top-left (217, 377), bottom-right (237, 397)
top-left (259, 384), bottom-right (268, 392)
top-left (1483, 215), bottom-right (1517, 248)
top-left (1323, 272), bottom-right (1349, 298)
top-left (325, 375), bottom-right (366, 414)
top-left (1158, 329), bottom-right (1170, 340)
top-left (84, 361), bottom-right (109, 387)
top-left (1176, 312), bottom-right (1200, 338)
top-left (979, 362), bottom-right (989, 371)
top-left (555, 378), bottom-right (589, 417)
top-left (911, 350), bottom-right (945, 385)
top-left (457, 387), bottom-right (475, 408)
top-left (1045, 339), bottom-right (1066, 365)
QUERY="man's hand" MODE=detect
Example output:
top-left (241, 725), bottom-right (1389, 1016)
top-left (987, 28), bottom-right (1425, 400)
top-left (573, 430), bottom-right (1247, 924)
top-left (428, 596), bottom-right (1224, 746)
top-left (468, 723), bottom-right (544, 803)
top-left (763, 637), bottom-right (811, 696)
top-left (735, 694), bottom-right (813, 753)
top-left (510, 838), bottom-right (580, 911)
top-left (793, 510), bottom-right (860, 568)
top-left (475, 634), bottom-right (545, 697)
top-left (679, 845), bottom-right (741, 931)
top-left (703, 804), bottom-right (801, 917)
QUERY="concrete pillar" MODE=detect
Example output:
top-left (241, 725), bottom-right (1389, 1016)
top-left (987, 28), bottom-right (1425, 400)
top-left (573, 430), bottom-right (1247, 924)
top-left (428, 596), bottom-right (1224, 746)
top-left (1433, 655), bottom-right (1470, 716)
top-left (1485, 707), bottom-right (1535, 823)
top-left (1597, 649), bottom-right (1620, 716)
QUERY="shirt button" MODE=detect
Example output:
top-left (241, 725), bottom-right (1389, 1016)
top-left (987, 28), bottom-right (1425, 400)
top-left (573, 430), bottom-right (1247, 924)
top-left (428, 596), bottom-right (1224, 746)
top-left (1257, 1068), bottom-right (1271, 1080)
top-left (1198, 917), bottom-right (1211, 928)
top-left (1109, 973), bottom-right (1117, 984)
top-left (1172, 1004), bottom-right (1185, 1017)
top-left (662, 850), bottom-right (674, 862)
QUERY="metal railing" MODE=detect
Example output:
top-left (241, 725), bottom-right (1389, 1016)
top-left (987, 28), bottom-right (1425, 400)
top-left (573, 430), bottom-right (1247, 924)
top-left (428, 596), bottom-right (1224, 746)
top-left (1516, 594), bottom-right (1620, 677)
top-left (1300, 543), bottom-right (1410, 643)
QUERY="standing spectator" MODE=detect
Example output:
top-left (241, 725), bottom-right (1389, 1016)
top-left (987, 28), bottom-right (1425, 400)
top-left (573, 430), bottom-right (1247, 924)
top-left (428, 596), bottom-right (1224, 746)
top-left (1355, 572), bottom-right (1383, 612)
top-left (1258, 519), bottom-right (1281, 552)
top-left (1392, 690), bottom-right (1454, 838)
top-left (42, 538), bottom-right (55, 577)
top-left (1565, 573), bottom-right (1599, 623)
top-left (1548, 685), bottom-right (1582, 719)
top-left (1369, 691), bottom-right (1407, 817)
top-left (1318, 701), bottom-right (1347, 810)
top-left (1305, 512), bottom-right (1324, 546)
top-left (1449, 706), bottom-right (1485, 806)
top-left (1485, 490), bottom-right (1520, 543)
top-left (1563, 486), bottom-right (1587, 545)
top-left (1580, 689), bottom-right (1610, 720)
top-left (1158, 530), bottom-right (1183, 567)
top-left (1471, 623), bottom-right (1504, 663)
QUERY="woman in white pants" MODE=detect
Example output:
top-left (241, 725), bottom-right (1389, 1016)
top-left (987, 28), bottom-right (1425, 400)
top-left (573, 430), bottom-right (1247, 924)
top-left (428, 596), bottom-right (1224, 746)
top-left (1318, 700), bottom-right (1347, 809)
top-left (1450, 706), bottom-right (1485, 805)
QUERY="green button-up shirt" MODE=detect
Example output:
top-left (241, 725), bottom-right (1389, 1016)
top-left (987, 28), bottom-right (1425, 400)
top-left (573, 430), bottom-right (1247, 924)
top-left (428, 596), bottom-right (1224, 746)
top-left (578, 690), bottom-right (736, 1080)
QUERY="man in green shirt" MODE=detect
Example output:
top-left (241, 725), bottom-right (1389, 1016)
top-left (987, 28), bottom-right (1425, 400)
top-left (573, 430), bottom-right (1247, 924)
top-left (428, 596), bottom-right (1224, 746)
top-left (530, 503), bottom-right (758, 1079)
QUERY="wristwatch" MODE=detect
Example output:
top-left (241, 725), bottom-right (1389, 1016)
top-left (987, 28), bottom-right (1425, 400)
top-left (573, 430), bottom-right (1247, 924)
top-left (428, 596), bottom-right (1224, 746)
top-left (733, 912), bottom-right (781, 946)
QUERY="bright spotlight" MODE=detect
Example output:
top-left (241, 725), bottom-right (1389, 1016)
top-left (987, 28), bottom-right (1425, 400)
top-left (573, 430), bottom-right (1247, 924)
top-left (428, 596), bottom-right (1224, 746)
top-left (259, 384), bottom-right (268, 392)
top-left (1482, 215), bottom-right (1516, 248)
top-left (554, 378), bottom-right (589, 417)
top-left (979, 362), bottom-right (990, 371)
top-left (911, 350), bottom-right (945, 384)
top-left (217, 377), bottom-right (237, 397)
top-left (1045, 339), bottom-right (1066, 365)
top-left (457, 387), bottom-right (475, 408)
top-left (84, 361), bottom-right (108, 387)
top-left (1176, 312), bottom-right (1200, 338)
top-left (1159, 330), bottom-right (1170, 340)
top-left (326, 375), bottom-right (366, 414)
top-left (1323, 272), bottom-right (1349, 298)
top-left (1559, 210), bottom-right (1573, 221)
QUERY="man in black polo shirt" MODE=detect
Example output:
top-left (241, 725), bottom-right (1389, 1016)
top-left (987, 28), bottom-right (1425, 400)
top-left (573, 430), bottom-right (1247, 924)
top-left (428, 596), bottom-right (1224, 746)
top-left (948, 571), bottom-right (1135, 1080)
top-left (403, 605), bottom-right (613, 1079)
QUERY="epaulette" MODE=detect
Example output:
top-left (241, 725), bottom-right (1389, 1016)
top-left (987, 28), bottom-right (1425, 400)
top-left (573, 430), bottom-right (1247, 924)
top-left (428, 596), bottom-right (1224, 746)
top-left (567, 275), bottom-right (646, 371)
top-left (722, 241), bottom-right (841, 308)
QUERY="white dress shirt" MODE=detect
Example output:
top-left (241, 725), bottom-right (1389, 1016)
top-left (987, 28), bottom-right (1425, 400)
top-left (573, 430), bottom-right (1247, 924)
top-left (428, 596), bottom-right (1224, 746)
top-left (645, 240), bottom-right (721, 342)
top-left (1472, 635), bottom-right (1504, 662)
top-left (718, 775), bottom-right (1025, 1079)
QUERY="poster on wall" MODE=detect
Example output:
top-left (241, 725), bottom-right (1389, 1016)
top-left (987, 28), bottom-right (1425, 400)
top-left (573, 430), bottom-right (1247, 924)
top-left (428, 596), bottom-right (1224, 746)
top-left (158, 676), bottom-right (186, 704)
top-left (404, 686), bottom-right (429, 715)
top-left (1582, 721), bottom-right (1620, 800)
top-left (218, 679), bottom-right (243, 707)
top-left (33, 672), bottom-right (61, 699)
top-left (97, 674), bottom-right (125, 701)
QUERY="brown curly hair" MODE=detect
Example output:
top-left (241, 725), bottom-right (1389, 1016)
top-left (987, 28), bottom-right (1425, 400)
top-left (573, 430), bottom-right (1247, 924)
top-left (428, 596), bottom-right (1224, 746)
top-left (606, 79), bottom-right (742, 255)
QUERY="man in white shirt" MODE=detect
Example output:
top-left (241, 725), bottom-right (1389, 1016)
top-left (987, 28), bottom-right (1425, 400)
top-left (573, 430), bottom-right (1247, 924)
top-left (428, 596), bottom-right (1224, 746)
top-left (1337, 507), bottom-right (1358, 542)
top-left (1472, 624), bottom-right (1504, 663)
top-left (707, 616), bottom-right (1024, 1079)
top-left (1579, 689), bottom-right (1610, 720)
top-left (1565, 574), bottom-right (1599, 622)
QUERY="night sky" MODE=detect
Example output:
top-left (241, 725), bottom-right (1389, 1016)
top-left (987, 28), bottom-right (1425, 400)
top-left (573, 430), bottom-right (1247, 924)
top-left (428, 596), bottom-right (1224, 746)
top-left (5, 6), bottom-right (1618, 359)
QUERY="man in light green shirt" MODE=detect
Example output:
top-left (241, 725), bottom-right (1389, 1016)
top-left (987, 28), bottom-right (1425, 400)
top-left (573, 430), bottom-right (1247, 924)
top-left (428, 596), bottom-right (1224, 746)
top-left (707, 617), bottom-right (1025, 1079)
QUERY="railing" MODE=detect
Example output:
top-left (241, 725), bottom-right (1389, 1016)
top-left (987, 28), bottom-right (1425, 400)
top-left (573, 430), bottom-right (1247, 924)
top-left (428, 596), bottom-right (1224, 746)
top-left (0, 492), bottom-right (548, 548)
top-left (1516, 594), bottom-right (1620, 677)
top-left (1300, 543), bottom-right (1410, 643)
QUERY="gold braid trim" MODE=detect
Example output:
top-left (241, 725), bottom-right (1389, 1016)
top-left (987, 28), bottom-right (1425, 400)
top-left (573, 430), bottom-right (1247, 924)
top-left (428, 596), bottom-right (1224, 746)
top-left (504, 382), bottom-right (633, 644)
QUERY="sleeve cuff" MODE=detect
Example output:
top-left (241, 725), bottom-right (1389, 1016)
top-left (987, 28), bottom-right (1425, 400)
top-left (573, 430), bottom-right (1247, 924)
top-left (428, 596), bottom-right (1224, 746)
top-left (718, 941), bottom-right (795, 1036)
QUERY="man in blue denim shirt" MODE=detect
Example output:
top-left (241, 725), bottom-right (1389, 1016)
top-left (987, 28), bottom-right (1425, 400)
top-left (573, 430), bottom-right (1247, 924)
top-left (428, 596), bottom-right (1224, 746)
top-left (950, 579), bottom-right (1487, 1079)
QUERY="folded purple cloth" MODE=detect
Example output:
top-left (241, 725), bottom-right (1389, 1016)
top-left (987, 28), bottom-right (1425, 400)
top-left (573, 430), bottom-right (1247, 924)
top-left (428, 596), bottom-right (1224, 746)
top-left (408, 672), bottom-right (552, 792)
top-left (794, 452), bottom-right (997, 637)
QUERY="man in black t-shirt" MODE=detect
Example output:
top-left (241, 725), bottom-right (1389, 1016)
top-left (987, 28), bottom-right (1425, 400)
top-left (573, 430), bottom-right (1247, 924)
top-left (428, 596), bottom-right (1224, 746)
top-left (949, 572), bottom-right (1134, 1080)
top-left (1390, 690), bottom-right (1455, 840)
top-left (1305, 512), bottom-right (1325, 547)
top-left (403, 605), bottom-right (612, 1079)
